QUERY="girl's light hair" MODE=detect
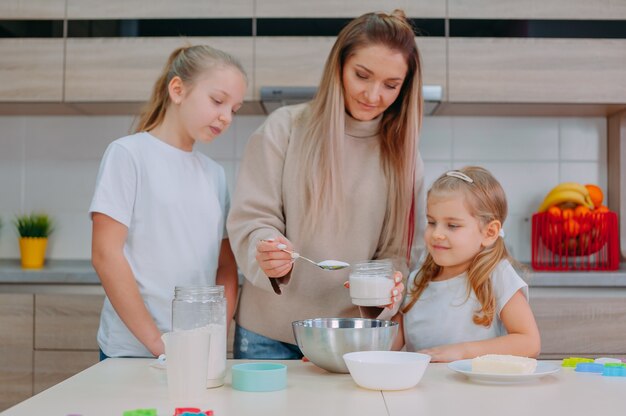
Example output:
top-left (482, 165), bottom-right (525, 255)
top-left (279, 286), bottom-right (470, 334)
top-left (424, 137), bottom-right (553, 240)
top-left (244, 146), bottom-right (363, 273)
top-left (298, 9), bottom-right (423, 264)
top-left (134, 44), bottom-right (247, 133)
top-left (403, 166), bottom-right (514, 327)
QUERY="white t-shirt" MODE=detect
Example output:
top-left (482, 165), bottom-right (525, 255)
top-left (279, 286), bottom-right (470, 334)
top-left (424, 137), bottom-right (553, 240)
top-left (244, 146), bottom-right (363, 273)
top-left (402, 259), bottom-right (528, 352)
top-left (89, 132), bottom-right (229, 357)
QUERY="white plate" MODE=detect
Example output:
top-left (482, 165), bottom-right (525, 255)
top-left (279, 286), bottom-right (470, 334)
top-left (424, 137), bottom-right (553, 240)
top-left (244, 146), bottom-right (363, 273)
top-left (447, 359), bottom-right (560, 384)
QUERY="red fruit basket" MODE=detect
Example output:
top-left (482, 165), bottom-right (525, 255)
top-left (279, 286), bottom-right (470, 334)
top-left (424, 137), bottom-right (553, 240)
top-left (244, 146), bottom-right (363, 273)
top-left (531, 211), bottom-right (619, 271)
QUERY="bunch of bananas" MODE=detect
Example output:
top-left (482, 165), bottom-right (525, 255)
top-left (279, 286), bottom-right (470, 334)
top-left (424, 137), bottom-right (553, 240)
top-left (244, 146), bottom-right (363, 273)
top-left (537, 182), bottom-right (595, 212)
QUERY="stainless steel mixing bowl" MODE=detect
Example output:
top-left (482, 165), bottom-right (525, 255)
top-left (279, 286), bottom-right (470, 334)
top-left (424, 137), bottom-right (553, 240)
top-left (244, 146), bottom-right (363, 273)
top-left (292, 317), bottom-right (399, 373)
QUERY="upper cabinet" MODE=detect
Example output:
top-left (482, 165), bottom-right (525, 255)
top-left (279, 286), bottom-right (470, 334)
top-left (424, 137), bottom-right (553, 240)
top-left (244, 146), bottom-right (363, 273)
top-left (0, 0), bottom-right (64, 18)
top-left (66, 0), bottom-right (253, 18)
top-left (256, 0), bottom-right (445, 17)
top-left (65, 37), bottom-right (254, 102)
top-left (0, 39), bottom-right (64, 101)
top-left (2, 0), bottom-right (626, 108)
top-left (448, 0), bottom-right (626, 19)
top-left (448, 38), bottom-right (626, 103)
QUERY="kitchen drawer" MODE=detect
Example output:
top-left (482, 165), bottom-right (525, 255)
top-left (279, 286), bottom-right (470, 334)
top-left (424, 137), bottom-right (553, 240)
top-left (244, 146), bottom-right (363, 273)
top-left (67, 0), bottom-right (253, 18)
top-left (256, 0), bottom-right (446, 17)
top-left (34, 294), bottom-right (104, 350)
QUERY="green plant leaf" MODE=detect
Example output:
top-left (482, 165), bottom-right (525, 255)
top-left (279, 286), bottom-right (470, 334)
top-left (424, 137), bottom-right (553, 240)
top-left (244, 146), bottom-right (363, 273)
top-left (14, 213), bottom-right (54, 238)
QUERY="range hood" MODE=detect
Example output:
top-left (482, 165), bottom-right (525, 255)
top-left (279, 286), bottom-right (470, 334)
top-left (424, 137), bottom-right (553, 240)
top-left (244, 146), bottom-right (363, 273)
top-left (260, 85), bottom-right (443, 115)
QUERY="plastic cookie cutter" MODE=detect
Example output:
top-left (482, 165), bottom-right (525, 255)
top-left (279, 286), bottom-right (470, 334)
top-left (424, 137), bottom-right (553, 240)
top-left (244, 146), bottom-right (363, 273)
top-left (123, 409), bottom-right (157, 416)
top-left (594, 357), bottom-right (623, 365)
top-left (173, 408), bottom-right (214, 416)
top-left (602, 363), bottom-right (626, 377)
top-left (575, 363), bottom-right (605, 373)
top-left (562, 357), bottom-right (594, 368)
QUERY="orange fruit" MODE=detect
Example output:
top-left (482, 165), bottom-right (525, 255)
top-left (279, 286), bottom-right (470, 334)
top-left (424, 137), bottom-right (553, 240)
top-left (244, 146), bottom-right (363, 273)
top-left (562, 208), bottom-right (575, 220)
top-left (585, 184), bottom-right (603, 208)
top-left (574, 205), bottom-right (591, 218)
top-left (563, 218), bottom-right (580, 237)
top-left (547, 205), bottom-right (562, 219)
top-left (595, 205), bottom-right (609, 213)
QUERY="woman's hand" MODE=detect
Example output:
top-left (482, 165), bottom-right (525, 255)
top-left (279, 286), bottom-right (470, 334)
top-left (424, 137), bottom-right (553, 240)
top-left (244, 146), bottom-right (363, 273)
top-left (256, 236), bottom-right (295, 278)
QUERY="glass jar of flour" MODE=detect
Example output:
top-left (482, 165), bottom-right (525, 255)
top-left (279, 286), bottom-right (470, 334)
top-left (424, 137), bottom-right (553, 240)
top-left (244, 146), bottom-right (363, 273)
top-left (172, 285), bottom-right (227, 388)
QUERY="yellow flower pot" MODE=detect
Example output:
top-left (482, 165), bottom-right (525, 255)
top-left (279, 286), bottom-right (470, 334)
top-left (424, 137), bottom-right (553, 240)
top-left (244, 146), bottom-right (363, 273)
top-left (19, 237), bottom-right (48, 269)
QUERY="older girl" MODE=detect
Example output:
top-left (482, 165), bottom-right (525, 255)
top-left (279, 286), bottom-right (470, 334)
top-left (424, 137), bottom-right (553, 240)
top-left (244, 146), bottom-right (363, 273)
top-left (90, 45), bottom-right (246, 358)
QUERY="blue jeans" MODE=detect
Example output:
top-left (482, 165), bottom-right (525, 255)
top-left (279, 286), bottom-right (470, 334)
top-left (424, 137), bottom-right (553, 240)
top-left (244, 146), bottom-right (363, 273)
top-left (99, 349), bottom-right (109, 361)
top-left (234, 324), bottom-right (303, 360)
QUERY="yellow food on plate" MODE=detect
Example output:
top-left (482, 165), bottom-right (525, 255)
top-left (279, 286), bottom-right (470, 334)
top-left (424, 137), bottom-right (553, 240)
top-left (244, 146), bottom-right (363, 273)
top-left (471, 354), bottom-right (537, 375)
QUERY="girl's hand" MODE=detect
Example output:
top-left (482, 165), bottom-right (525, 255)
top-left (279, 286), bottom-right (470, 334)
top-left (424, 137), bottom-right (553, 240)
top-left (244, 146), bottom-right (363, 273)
top-left (343, 271), bottom-right (404, 309)
top-left (419, 344), bottom-right (466, 363)
top-left (385, 271), bottom-right (404, 310)
top-left (256, 236), bottom-right (294, 278)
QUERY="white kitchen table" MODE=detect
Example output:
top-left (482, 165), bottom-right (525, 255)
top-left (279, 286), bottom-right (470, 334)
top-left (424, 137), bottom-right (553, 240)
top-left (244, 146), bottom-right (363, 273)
top-left (1, 358), bottom-right (624, 416)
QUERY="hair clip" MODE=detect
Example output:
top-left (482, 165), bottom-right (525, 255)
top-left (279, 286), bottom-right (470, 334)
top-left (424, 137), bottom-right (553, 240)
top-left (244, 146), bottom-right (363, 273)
top-left (445, 171), bottom-right (474, 183)
top-left (499, 229), bottom-right (506, 238)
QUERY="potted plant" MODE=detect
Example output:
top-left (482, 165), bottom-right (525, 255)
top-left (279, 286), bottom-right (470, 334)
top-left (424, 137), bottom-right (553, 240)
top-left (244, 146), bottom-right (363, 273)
top-left (14, 213), bottom-right (54, 269)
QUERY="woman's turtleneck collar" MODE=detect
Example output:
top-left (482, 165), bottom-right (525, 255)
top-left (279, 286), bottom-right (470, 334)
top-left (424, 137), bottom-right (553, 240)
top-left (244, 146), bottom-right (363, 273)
top-left (345, 111), bottom-right (382, 139)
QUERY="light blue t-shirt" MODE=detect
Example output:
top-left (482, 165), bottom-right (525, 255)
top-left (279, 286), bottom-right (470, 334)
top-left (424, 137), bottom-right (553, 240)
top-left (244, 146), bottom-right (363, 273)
top-left (402, 259), bottom-right (528, 352)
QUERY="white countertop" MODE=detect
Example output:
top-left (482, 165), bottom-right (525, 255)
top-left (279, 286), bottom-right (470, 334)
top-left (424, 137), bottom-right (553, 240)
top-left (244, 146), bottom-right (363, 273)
top-left (2, 358), bottom-right (624, 416)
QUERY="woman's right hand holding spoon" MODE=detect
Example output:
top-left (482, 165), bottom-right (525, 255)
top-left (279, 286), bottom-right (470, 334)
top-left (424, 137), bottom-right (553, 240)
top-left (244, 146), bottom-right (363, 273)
top-left (256, 237), bottom-right (295, 278)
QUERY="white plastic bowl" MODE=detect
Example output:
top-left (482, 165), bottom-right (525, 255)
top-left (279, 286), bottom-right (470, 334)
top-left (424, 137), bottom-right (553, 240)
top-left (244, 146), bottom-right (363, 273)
top-left (343, 351), bottom-right (431, 390)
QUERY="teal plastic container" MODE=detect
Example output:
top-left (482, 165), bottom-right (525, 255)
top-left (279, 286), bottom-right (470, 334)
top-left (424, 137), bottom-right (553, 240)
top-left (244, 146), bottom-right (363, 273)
top-left (231, 363), bottom-right (287, 392)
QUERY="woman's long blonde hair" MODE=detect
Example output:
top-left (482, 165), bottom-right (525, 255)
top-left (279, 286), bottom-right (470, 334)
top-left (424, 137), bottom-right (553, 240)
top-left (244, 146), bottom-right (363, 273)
top-left (134, 44), bottom-right (247, 133)
top-left (298, 9), bottom-right (423, 264)
top-left (403, 166), bottom-right (513, 327)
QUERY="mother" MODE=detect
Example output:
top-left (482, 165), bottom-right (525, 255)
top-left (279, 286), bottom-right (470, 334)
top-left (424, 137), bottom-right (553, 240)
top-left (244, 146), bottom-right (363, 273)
top-left (227, 9), bottom-right (426, 359)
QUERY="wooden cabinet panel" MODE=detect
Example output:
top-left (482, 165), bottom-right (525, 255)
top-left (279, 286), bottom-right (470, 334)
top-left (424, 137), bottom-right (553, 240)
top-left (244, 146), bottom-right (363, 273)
top-left (254, 37), bottom-right (334, 96)
top-left (449, 0), bottom-right (626, 19)
top-left (0, 39), bottom-right (64, 101)
top-left (448, 38), bottom-right (626, 104)
top-left (34, 294), bottom-right (104, 350)
top-left (0, 294), bottom-right (34, 412)
top-left (0, 294), bottom-right (33, 348)
top-left (418, 38), bottom-right (447, 94)
top-left (0, 0), bottom-right (65, 18)
top-left (255, 37), bottom-right (446, 100)
top-left (256, 0), bottom-right (446, 17)
top-left (65, 38), bottom-right (254, 102)
top-left (33, 350), bottom-right (98, 394)
top-left (67, 0), bottom-right (253, 18)
top-left (531, 296), bottom-right (626, 356)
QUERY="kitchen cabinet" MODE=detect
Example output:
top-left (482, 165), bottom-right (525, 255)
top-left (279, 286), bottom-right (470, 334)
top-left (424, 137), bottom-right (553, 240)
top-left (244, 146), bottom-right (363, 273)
top-left (0, 293), bottom-right (103, 412)
top-left (448, 38), bottom-right (626, 104)
top-left (0, 294), bottom-right (33, 412)
top-left (530, 287), bottom-right (626, 359)
top-left (0, 39), bottom-right (64, 101)
top-left (64, 37), bottom-right (255, 102)
top-left (66, 0), bottom-right (253, 18)
top-left (256, 0), bottom-right (446, 17)
top-left (0, 0), bottom-right (65, 18)
top-left (448, 0), bottom-right (626, 19)
top-left (254, 37), bottom-right (446, 101)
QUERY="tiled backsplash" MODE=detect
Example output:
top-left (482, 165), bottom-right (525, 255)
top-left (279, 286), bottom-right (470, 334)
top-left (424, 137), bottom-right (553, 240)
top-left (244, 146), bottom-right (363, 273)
top-left (0, 114), bottom-right (606, 263)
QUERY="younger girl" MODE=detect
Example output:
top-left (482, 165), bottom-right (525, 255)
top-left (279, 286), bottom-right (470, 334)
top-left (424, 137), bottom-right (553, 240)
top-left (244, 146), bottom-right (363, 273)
top-left (90, 45), bottom-right (246, 358)
top-left (394, 166), bottom-right (540, 362)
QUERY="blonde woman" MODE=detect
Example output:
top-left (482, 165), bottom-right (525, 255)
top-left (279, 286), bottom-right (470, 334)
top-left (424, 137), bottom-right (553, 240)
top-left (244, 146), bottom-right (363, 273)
top-left (395, 166), bottom-right (541, 362)
top-left (90, 45), bottom-right (246, 358)
top-left (227, 10), bottom-right (426, 359)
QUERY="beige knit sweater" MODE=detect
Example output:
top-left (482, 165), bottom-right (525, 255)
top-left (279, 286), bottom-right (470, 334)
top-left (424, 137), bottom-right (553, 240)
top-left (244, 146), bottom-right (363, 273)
top-left (227, 103), bottom-right (425, 343)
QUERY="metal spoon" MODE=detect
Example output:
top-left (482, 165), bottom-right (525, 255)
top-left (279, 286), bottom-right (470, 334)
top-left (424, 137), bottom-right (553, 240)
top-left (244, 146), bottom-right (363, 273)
top-left (279, 248), bottom-right (350, 271)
